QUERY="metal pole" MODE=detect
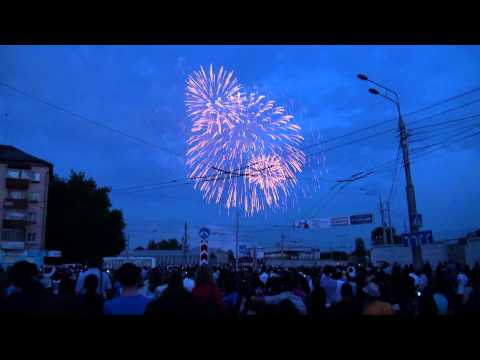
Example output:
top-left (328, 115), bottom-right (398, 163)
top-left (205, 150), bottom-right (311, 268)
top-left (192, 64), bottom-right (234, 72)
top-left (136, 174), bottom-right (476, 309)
top-left (379, 195), bottom-right (387, 245)
top-left (235, 210), bottom-right (239, 271)
top-left (183, 222), bottom-right (188, 266)
top-left (387, 201), bottom-right (394, 244)
top-left (398, 106), bottom-right (423, 268)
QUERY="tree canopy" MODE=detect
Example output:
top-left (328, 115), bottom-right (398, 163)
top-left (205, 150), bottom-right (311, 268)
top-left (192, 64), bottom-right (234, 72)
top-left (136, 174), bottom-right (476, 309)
top-left (371, 226), bottom-right (402, 246)
top-left (45, 171), bottom-right (126, 263)
top-left (147, 239), bottom-right (181, 250)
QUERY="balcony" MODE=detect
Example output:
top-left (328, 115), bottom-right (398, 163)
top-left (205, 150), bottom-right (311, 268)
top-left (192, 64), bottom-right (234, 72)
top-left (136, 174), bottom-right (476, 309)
top-left (4, 198), bottom-right (29, 210)
top-left (6, 178), bottom-right (30, 190)
top-left (0, 241), bottom-right (25, 250)
top-left (3, 219), bottom-right (28, 228)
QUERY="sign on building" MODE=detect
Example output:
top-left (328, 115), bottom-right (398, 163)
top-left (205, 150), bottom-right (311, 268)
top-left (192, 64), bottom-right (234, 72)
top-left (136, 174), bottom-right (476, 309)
top-left (331, 216), bottom-right (350, 226)
top-left (350, 213), bottom-right (373, 225)
top-left (402, 230), bottom-right (433, 247)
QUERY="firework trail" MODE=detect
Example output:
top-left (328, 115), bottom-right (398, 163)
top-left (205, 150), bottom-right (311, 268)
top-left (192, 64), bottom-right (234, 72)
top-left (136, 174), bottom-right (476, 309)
top-left (185, 65), bottom-right (306, 216)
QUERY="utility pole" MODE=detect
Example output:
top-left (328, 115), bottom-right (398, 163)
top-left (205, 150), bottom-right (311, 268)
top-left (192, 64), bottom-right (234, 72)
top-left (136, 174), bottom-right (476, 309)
top-left (387, 201), bottom-right (394, 244)
top-left (281, 232), bottom-right (285, 268)
top-left (399, 111), bottom-right (423, 267)
top-left (235, 210), bottom-right (239, 271)
top-left (357, 73), bottom-right (423, 268)
top-left (183, 222), bottom-right (188, 266)
top-left (379, 195), bottom-right (387, 245)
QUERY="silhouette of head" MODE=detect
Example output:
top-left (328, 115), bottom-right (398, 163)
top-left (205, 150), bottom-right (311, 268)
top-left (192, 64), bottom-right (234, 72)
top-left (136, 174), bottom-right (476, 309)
top-left (84, 274), bottom-right (99, 294)
top-left (117, 263), bottom-right (141, 288)
top-left (9, 261), bottom-right (38, 289)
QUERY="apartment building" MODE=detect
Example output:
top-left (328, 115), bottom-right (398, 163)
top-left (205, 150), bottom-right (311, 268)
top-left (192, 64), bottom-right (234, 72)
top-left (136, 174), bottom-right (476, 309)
top-left (0, 145), bottom-right (53, 266)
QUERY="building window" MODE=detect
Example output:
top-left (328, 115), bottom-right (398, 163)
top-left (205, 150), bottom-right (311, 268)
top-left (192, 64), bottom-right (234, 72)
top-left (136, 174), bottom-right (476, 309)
top-left (7, 169), bottom-right (21, 179)
top-left (7, 169), bottom-right (32, 180)
top-left (31, 172), bottom-right (41, 182)
top-left (27, 232), bottom-right (36, 243)
top-left (4, 211), bottom-right (27, 220)
top-left (28, 192), bottom-right (40, 202)
top-left (8, 191), bottom-right (27, 199)
top-left (1, 228), bottom-right (26, 241)
top-left (20, 171), bottom-right (31, 180)
top-left (28, 212), bottom-right (36, 223)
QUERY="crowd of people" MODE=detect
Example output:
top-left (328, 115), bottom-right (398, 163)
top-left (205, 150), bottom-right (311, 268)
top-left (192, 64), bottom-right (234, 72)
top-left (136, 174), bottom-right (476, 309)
top-left (0, 258), bottom-right (479, 316)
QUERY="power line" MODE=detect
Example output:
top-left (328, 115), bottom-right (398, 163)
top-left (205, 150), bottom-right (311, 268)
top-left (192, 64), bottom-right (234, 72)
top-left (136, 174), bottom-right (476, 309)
top-left (410, 124), bottom-right (480, 144)
top-left (409, 113), bottom-right (480, 132)
top-left (301, 87), bottom-right (480, 151)
top-left (0, 81), bottom-right (184, 158)
top-left (0, 81), bottom-right (234, 177)
top-left (305, 127), bottom-right (398, 158)
top-left (387, 144), bottom-right (401, 205)
top-left (406, 98), bottom-right (480, 127)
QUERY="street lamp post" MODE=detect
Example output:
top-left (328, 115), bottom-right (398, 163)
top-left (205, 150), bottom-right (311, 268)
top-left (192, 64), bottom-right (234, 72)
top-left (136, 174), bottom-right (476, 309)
top-left (361, 188), bottom-right (388, 245)
top-left (357, 74), bottom-right (423, 268)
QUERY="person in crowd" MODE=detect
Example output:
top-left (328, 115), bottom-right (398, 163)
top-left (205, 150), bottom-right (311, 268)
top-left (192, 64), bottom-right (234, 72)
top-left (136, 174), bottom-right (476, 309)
top-left (183, 270), bottom-right (196, 293)
top-left (152, 271), bottom-right (170, 298)
top-left (329, 283), bottom-right (360, 316)
top-left (58, 276), bottom-right (77, 312)
top-left (1, 261), bottom-right (66, 315)
top-left (362, 281), bottom-right (394, 315)
top-left (75, 258), bottom-right (111, 298)
top-left (192, 265), bottom-right (226, 317)
top-left (423, 262), bottom-right (433, 288)
top-left (145, 271), bottom-right (197, 318)
top-left (212, 267), bottom-right (221, 284)
top-left (252, 272), bottom-right (307, 315)
top-left (74, 274), bottom-right (105, 316)
top-left (432, 272), bottom-right (449, 315)
top-left (222, 277), bottom-right (241, 316)
top-left (455, 264), bottom-right (469, 310)
top-left (307, 276), bottom-right (327, 317)
top-left (40, 265), bottom-right (56, 291)
top-left (332, 270), bottom-right (346, 304)
top-left (0, 265), bottom-right (7, 302)
top-left (320, 266), bottom-right (338, 308)
top-left (259, 267), bottom-right (269, 286)
top-left (417, 288), bottom-right (438, 316)
top-left (103, 263), bottom-right (150, 315)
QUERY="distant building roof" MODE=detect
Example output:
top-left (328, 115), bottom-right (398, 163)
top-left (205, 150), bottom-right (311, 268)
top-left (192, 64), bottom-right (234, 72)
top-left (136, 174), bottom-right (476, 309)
top-left (0, 145), bottom-right (53, 169)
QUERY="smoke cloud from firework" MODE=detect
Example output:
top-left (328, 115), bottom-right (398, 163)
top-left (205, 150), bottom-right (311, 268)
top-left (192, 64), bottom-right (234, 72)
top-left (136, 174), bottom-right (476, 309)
top-left (185, 65), bottom-right (309, 216)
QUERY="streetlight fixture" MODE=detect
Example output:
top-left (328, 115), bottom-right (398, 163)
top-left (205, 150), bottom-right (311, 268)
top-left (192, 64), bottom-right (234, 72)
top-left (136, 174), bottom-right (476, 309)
top-left (357, 73), bottom-right (423, 268)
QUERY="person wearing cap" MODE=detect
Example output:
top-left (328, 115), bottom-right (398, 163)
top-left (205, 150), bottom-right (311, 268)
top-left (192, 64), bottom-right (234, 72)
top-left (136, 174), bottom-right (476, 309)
top-left (362, 281), bottom-right (394, 315)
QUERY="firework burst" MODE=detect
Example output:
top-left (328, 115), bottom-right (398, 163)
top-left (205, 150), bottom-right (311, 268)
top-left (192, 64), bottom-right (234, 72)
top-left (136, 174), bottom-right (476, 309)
top-left (185, 65), bottom-right (306, 216)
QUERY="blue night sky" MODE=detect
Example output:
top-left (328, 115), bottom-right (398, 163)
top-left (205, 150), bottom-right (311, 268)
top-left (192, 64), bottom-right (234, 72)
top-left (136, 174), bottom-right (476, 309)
top-left (1, 45), bottom-right (479, 252)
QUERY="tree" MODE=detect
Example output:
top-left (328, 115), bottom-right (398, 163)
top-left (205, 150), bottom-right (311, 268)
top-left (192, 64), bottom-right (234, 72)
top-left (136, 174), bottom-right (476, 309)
top-left (147, 240), bottom-right (158, 250)
top-left (227, 250), bottom-right (235, 264)
top-left (354, 238), bottom-right (367, 257)
top-left (146, 239), bottom-right (181, 250)
top-left (45, 171), bottom-right (126, 263)
top-left (349, 238), bottom-right (368, 266)
top-left (371, 226), bottom-right (402, 246)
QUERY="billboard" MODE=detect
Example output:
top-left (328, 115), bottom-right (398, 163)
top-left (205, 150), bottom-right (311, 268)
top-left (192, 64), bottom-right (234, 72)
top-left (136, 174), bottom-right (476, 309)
top-left (331, 217), bottom-right (350, 226)
top-left (350, 214), bottom-right (373, 225)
